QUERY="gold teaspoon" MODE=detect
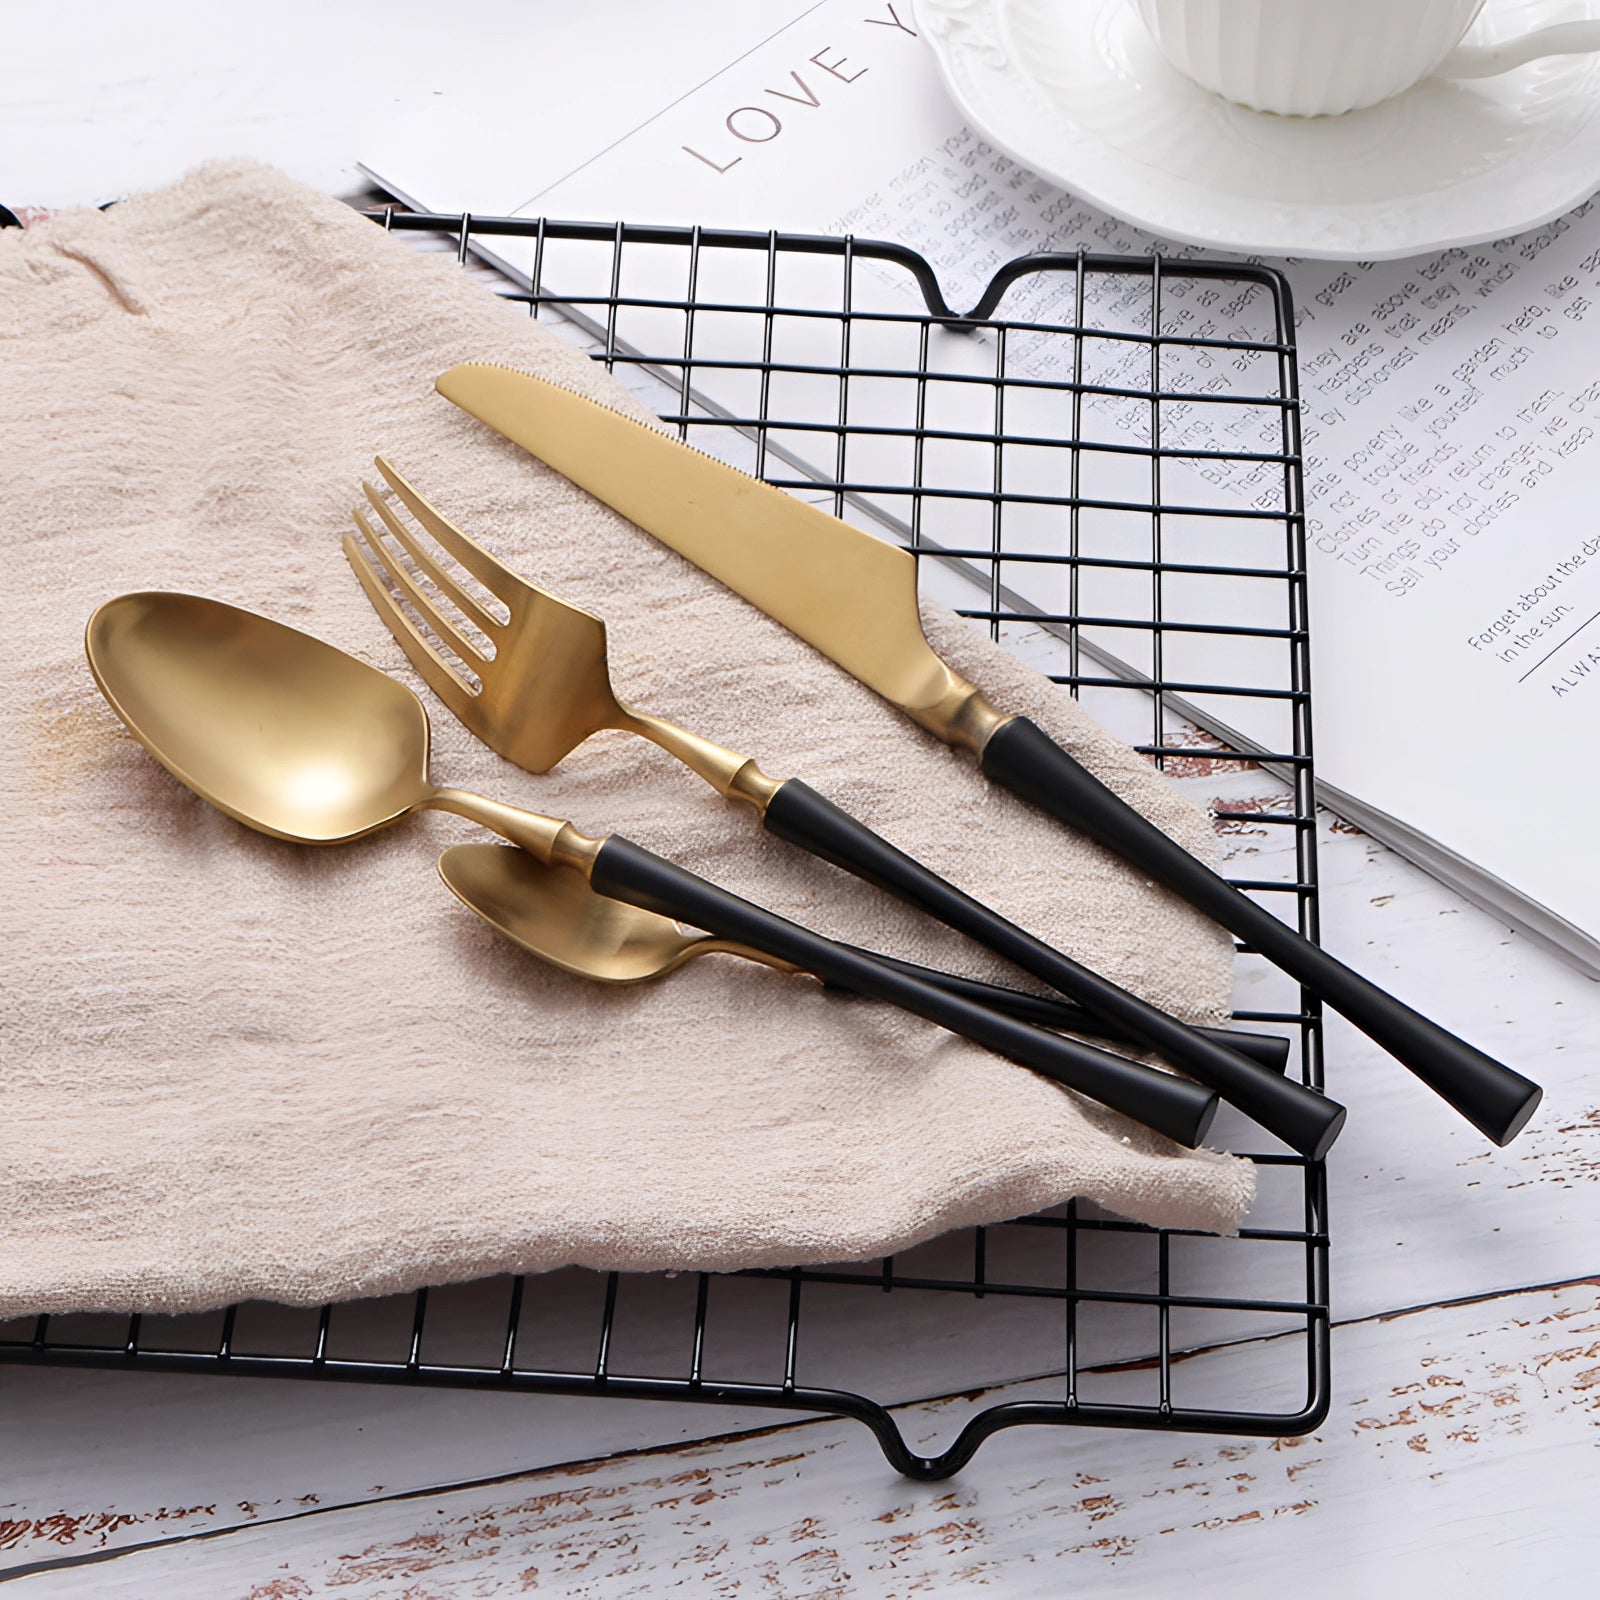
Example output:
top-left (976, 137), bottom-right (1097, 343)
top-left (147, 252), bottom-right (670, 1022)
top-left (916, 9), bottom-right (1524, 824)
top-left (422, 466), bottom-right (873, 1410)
top-left (435, 844), bottom-right (1291, 1074)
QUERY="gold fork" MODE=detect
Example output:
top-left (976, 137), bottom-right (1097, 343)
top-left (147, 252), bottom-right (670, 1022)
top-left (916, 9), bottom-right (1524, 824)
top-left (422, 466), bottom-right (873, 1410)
top-left (344, 460), bottom-right (1334, 1153)
top-left (346, 460), bottom-right (774, 807)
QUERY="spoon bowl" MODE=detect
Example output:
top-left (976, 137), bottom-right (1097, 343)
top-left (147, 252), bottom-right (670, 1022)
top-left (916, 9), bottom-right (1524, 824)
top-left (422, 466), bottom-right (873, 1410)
top-left (87, 591), bottom-right (432, 842)
top-left (84, 590), bottom-right (574, 862)
top-left (438, 839), bottom-right (762, 983)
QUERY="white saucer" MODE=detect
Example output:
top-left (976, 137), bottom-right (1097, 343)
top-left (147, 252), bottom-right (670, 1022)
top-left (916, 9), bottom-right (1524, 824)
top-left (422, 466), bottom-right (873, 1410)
top-left (914, 0), bottom-right (1600, 259)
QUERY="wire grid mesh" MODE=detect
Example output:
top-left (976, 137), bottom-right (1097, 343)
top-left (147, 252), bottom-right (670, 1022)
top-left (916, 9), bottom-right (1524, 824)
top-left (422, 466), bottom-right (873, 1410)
top-left (0, 211), bottom-right (1330, 1478)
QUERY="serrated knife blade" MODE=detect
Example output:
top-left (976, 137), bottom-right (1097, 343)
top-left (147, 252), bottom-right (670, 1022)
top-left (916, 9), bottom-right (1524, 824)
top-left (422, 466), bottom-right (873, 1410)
top-left (435, 362), bottom-right (1008, 753)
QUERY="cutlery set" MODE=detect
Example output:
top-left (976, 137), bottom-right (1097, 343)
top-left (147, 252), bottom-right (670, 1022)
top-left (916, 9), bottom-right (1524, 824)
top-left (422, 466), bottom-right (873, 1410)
top-left (85, 363), bottom-right (1543, 1168)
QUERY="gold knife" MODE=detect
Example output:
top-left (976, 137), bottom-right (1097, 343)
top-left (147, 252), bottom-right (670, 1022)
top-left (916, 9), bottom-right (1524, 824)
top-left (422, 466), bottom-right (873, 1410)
top-left (437, 361), bottom-right (1542, 1148)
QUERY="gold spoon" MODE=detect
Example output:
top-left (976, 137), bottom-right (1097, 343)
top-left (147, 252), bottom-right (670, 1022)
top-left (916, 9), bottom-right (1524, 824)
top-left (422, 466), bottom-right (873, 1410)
top-left (83, 590), bottom-right (1218, 1148)
top-left (437, 843), bottom-right (1290, 1074)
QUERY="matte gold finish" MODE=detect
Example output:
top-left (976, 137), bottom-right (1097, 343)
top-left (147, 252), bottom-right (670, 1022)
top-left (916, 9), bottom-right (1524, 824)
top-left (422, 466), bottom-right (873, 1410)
top-left (344, 458), bottom-right (785, 811)
top-left (435, 364), bottom-right (1015, 754)
top-left (83, 590), bottom-right (603, 868)
top-left (439, 842), bottom-right (802, 984)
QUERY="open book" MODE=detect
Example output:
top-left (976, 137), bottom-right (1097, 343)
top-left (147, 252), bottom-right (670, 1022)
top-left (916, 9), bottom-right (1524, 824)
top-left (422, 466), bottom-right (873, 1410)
top-left (365, 0), bottom-right (1600, 977)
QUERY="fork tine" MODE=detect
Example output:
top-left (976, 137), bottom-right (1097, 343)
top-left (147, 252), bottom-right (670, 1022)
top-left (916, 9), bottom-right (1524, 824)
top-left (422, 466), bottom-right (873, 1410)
top-left (373, 457), bottom-right (523, 604)
top-left (360, 481), bottom-right (502, 653)
top-left (343, 524), bottom-right (484, 726)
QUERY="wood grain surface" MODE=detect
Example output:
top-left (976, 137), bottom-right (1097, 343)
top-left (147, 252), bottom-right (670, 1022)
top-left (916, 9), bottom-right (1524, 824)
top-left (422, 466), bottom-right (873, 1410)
top-left (8, 1277), bottom-right (1598, 1594)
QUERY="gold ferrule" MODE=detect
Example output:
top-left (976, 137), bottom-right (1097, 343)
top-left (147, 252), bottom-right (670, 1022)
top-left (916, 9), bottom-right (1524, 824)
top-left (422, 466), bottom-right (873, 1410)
top-left (723, 758), bottom-right (783, 815)
top-left (426, 787), bottom-right (588, 866)
top-left (619, 705), bottom-right (781, 813)
top-left (905, 677), bottom-right (1014, 758)
top-left (548, 821), bottom-right (605, 877)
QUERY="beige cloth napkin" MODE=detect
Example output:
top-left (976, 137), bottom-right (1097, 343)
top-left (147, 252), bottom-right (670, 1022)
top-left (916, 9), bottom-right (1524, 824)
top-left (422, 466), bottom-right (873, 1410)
top-left (0, 162), bottom-right (1252, 1317)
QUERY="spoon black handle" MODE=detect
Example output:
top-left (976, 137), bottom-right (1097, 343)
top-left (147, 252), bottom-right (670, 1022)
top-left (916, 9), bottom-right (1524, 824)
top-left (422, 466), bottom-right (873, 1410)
top-left (841, 947), bottom-right (1289, 1075)
top-left (590, 836), bottom-right (1219, 1149)
top-left (762, 779), bottom-right (1341, 1159)
top-left (979, 715), bottom-right (1544, 1146)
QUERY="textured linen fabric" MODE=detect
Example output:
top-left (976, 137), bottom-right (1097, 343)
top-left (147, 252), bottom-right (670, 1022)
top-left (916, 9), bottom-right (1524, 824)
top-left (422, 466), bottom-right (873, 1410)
top-left (0, 162), bottom-right (1252, 1317)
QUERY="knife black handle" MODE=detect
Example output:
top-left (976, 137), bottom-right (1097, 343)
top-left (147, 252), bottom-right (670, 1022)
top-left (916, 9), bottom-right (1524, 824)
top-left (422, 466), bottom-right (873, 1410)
top-left (838, 946), bottom-right (1289, 1074)
top-left (762, 778), bottom-right (1341, 1158)
top-left (979, 714), bottom-right (1544, 1147)
top-left (590, 836), bottom-right (1218, 1149)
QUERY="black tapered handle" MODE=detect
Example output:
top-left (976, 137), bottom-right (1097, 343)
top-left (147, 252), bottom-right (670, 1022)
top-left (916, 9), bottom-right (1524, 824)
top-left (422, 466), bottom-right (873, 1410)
top-left (763, 778), bottom-right (1341, 1158)
top-left (841, 946), bottom-right (1289, 1074)
top-left (980, 715), bottom-right (1544, 1146)
top-left (590, 836), bottom-right (1218, 1149)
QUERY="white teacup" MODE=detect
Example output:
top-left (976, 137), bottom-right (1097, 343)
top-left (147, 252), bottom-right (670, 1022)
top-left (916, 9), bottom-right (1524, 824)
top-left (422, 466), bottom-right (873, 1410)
top-left (1134, 0), bottom-right (1600, 116)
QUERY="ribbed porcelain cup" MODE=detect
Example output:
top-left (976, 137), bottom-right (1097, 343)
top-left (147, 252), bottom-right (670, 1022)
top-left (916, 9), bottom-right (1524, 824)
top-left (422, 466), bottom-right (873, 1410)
top-left (1133, 0), bottom-right (1600, 116)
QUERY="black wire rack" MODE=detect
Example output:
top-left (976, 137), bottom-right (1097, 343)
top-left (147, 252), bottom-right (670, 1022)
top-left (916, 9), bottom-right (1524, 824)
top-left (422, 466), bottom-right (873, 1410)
top-left (0, 209), bottom-right (1329, 1478)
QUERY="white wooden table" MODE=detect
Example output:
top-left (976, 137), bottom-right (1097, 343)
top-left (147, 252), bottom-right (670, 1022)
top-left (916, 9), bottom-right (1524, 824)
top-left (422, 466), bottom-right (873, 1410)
top-left (4, 8), bottom-right (1598, 1593)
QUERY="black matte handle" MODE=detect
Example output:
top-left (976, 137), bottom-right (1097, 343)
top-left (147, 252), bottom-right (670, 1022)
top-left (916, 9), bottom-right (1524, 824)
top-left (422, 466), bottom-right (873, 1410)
top-left (980, 715), bottom-right (1544, 1146)
top-left (591, 836), bottom-right (1217, 1149)
top-left (840, 946), bottom-right (1289, 1074)
top-left (763, 778), bottom-right (1340, 1158)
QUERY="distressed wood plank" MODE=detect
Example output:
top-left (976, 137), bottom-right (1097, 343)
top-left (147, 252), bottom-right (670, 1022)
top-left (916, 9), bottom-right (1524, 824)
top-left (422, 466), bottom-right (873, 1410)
top-left (8, 1279), bottom-right (1598, 1595)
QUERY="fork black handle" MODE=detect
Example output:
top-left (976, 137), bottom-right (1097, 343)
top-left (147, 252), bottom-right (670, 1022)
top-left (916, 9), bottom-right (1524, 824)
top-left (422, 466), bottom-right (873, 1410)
top-left (840, 948), bottom-right (1289, 1075)
top-left (762, 779), bottom-right (1342, 1159)
top-left (590, 836), bottom-right (1219, 1150)
top-left (979, 715), bottom-right (1544, 1146)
